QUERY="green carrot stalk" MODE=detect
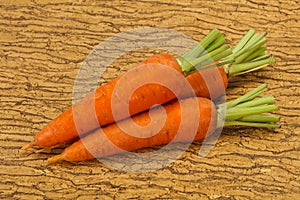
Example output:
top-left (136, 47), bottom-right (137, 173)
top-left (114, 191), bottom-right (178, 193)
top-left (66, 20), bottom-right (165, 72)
top-left (177, 29), bottom-right (233, 75)
top-left (217, 84), bottom-right (280, 129)
top-left (177, 29), bottom-right (275, 77)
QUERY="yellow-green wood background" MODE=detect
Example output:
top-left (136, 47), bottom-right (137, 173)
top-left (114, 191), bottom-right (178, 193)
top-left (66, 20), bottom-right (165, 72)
top-left (1, 0), bottom-right (299, 199)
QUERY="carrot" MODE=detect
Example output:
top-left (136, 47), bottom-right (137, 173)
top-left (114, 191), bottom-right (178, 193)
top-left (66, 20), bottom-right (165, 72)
top-left (22, 29), bottom-right (274, 150)
top-left (48, 84), bottom-right (280, 163)
top-left (23, 54), bottom-right (184, 149)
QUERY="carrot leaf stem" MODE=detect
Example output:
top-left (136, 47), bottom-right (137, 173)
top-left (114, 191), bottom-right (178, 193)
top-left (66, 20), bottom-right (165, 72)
top-left (181, 29), bottom-right (221, 61)
top-left (238, 114), bottom-right (280, 123)
top-left (232, 29), bottom-right (256, 53)
top-left (224, 121), bottom-right (280, 128)
top-left (195, 59), bottom-right (234, 72)
top-left (229, 56), bottom-right (275, 76)
top-left (178, 29), bottom-right (275, 78)
top-left (205, 34), bottom-right (226, 53)
top-left (234, 38), bottom-right (267, 64)
top-left (235, 96), bottom-right (275, 108)
top-left (210, 48), bottom-right (233, 63)
top-left (234, 32), bottom-right (266, 58)
top-left (251, 54), bottom-right (270, 62)
top-left (225, 105), bottom-right (279, 121)
top-left (177, 29), bottom-right (233, 75)
top-left (179, 45), bottom-right (232, 75)
top-left (224, 30), bottom-right (275, 77)
top-left (225, 84), bottom-right (267, 108)
top-left (243, 46), bottom-right (266, 63)
top-left (185, 59), bottom-right (234, 76)
top-left (217, 84), bottom-right (280, 129)
top-left (190, 45), bottom-right (230, 67)
top-left (243, 32), bottom-right (267, 51)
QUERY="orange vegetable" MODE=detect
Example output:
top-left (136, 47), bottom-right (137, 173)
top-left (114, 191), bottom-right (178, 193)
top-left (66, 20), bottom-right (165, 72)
top-left (48, 97), bottom-right (216, 162)
top-left (23, 53), bottom-right (229, 150)
top-left (48, 84), bottom-right (280, 163)
top-left (22, 29), bottom-right (274, 150)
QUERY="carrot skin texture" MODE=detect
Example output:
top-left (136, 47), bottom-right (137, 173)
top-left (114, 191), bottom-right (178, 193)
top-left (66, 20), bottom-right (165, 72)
top-left (28, 54), bottom-right (227, 149)
top-left (50, 97), bottom-right (217, 162)
top-left (186, 66), bottom-right (228, 99)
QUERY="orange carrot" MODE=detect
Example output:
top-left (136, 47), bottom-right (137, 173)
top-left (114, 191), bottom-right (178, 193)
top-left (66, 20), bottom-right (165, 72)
top-left (23, 54), bottom-right (227, 150)
top-left (22, 44), bottom-right (225, 149)
top-left (48, 84), bottom-right (280, 163)
top-left (48, 97), bottom-right (216, 162)
top-left (23, 54), bottom-right (188, 149)
top-left (22, 29), bottom-right (274, 150)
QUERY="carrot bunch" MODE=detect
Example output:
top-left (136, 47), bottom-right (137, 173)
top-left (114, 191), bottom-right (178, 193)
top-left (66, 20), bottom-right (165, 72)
top-left (48, 84), bottom-right (280, 163)
top-left (21, 29), bottom-right (279, 163)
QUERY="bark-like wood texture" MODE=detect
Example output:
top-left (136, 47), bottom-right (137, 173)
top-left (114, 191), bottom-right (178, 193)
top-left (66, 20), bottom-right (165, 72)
top-left (1, 0), bottom-right (299, 199)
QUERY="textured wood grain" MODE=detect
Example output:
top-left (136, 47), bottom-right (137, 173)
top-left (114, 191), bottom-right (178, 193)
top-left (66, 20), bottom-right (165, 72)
top-left (1, 0), bottom-right (299, 199)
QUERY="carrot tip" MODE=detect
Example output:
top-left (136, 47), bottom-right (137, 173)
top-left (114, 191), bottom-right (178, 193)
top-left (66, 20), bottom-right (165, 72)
top-left (34, 148), bottom-right (48, 154)
top-left (21, 142), bottom-right (35, 150)
top-left (47, 155), bottom-right (63, 164)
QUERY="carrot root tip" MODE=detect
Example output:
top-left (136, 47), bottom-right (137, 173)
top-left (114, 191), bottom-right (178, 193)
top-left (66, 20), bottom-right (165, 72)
top-left (47, 155), bottom-right (63, 164)
top-left (21, 142), bottom-right (35, 150)
top-left (35, 148), bottom-right (49, 154)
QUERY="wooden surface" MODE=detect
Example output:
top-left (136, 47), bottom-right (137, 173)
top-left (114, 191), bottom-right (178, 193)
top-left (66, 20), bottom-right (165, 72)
top-left (1, 0), bottom-right (299, 199)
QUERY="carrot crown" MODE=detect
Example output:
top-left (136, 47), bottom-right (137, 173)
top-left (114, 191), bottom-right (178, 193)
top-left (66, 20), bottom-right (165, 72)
top-left (216, 84), bottom-right (280, 129)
